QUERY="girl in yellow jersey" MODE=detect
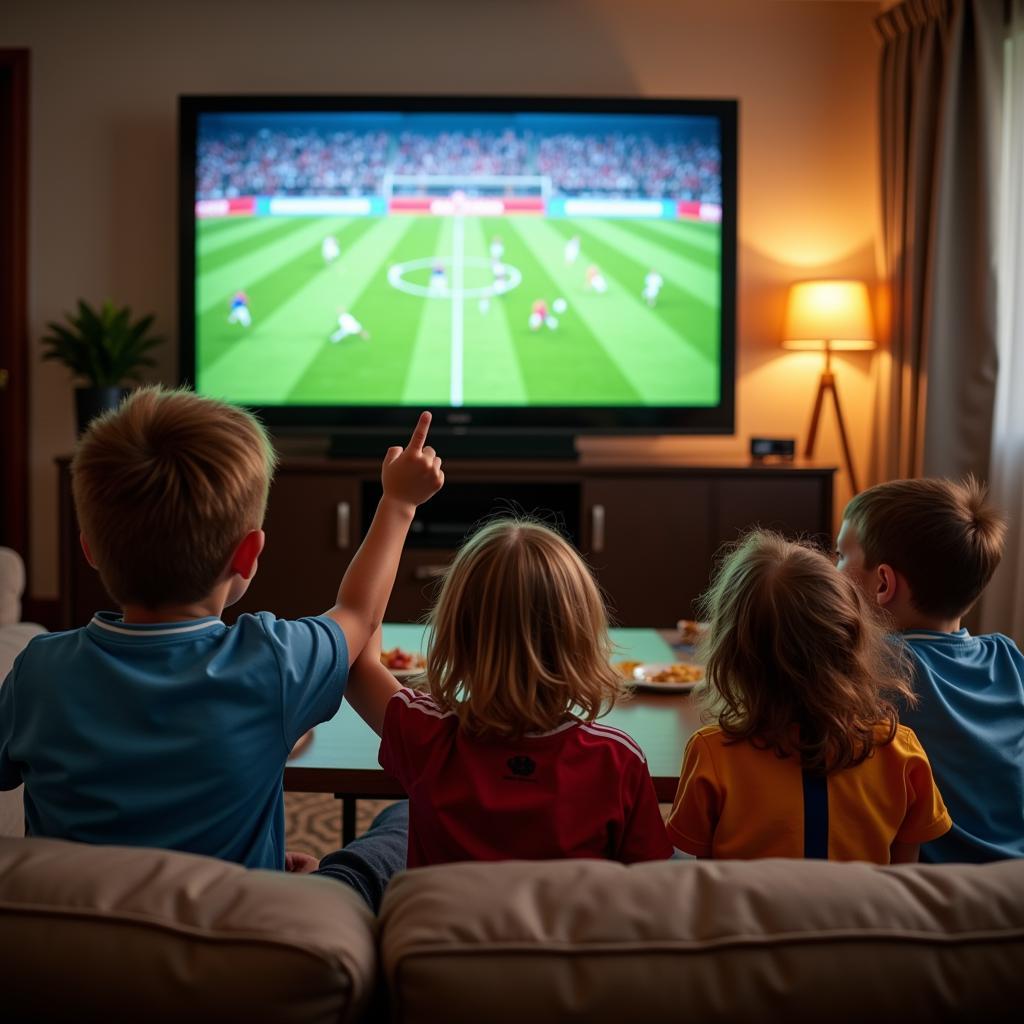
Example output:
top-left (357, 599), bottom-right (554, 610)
top-left (668, 531), bottom-right (952, 864)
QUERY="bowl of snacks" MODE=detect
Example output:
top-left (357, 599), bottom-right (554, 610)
top-left (630, 662), bottom-right (704, 693)
top-left (380, 647), bottom-right (426, 680)
top-left (676, 619), bottom-right (710, 648)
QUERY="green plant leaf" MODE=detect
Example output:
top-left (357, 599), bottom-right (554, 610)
top-left (39, 299), bottom-right (164, 386)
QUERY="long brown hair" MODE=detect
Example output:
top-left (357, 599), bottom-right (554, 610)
top-left (698, 530), bottom-right (915, 774)
top-left (426, 519), bottom-right (622, 738)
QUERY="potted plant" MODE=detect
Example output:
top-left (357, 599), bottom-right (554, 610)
top-left (41, 299), bottom-right (163, 434)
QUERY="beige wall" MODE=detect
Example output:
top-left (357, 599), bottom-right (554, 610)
top-left (3, 0), bottom-right (881, 599)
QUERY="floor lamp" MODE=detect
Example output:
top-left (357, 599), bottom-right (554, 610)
top-left (782, 280), bottom-right (876, 494)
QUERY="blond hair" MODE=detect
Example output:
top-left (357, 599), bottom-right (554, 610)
top-left (426, 519), bottom-right (621, 738)
top-left (71, 386), bottom-right (277, 607)
top-left (699, 530), bottom-right (915, 774)
top-left (843, 476), bottom-right (1007, 619)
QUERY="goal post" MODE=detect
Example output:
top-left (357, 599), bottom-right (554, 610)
top-left (382, 174), bottom-right (551, 216)
top-left (383, 173), bottom-right (551, 200)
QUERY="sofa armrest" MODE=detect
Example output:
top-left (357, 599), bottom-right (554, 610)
top-left (0, 547), bottom-right (26, 626)
top-left (0, 836), bottom-right (378, 1023)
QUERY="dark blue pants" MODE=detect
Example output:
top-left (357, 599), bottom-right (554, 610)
top-left (315, 801), bottom-right (408, 913)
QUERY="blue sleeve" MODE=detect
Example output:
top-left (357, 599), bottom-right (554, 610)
top-left (259, 614), bottom-right (349, 745)
top-left (0, 656), bottom-right (24, 790)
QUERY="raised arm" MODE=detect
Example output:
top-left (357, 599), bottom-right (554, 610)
top-left (344, 625), bottom-right (402, 736)
top-left (325, 412), bottom-right (443, 663)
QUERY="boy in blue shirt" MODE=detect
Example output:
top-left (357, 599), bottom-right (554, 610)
top-left (0, 387), bottom-right (444, 907)
top-left (837, 476), bottom-right (1022, 862)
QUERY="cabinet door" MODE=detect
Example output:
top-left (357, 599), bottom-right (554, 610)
top-left (388, 549), bottom-right (455, 623)
top-left (228, 473), bottom-right (360, 623)
top-left (715, 476), bottom-right (832, 550)
top-left (582, 478), bottom-right (712, 627)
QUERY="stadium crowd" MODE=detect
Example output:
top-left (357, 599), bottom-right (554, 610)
top-left (197, 130), bottom-right (392, 199)
top-left (197, 127), bottom-right (721, 202)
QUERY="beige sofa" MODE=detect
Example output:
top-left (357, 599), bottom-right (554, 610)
top-left (0, 547), bottom-right (46, 838)
top-left (1, 836), bottom-right (1022, 1023)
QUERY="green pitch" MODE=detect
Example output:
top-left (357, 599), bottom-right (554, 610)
top-left (195, 214), bottom-right (721, 407)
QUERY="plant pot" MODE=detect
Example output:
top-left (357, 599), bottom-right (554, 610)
top-left (75, 386), bottom-right (130, 435)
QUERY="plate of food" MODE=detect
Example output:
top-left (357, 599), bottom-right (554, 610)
top-left (380, 647), bottom-right (426, 680)
top-left (629, 662), bottom-right (704, 693)
top-left (676, 619), bottom-right (710, 648)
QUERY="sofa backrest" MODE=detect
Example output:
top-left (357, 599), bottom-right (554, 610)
top-left (380, 857), bottom-right (1024, 1024)
top-left (0, 836), bottom-right (377, 1023)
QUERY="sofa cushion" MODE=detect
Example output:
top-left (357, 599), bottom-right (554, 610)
top-left (380, 857), bottom-right (1024, 1024)
top-left (0, 836), bottom-right (377, 1023)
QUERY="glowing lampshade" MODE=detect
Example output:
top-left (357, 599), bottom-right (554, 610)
top-left (782, 280), bottom-right (876, 351)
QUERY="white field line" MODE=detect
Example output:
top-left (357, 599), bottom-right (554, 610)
top-left (450, 214), bottom-right (465, 407)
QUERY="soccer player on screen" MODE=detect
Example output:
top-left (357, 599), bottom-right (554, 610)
top-left (529, 299), bottom-right (558, 332)
top-left (643, 269), bottom-right (664, 308)
top-left (429, 262), bottom-right (448, 295)
top-left (330, 309), bottom-right (370, 343)
top-left (585, 265), bottom-right (608, 294)
top-left (564, 235), bottom-right (581, 266)
top-left (322, 235), bottom-right (340, 263)
top-left (490, 236), bottom-right (504, 262)
top-left (227, 291), bottom-right (252, 327)
top-left (492, 260), bottom-right (509, 295)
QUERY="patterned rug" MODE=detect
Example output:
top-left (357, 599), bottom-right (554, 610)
top-left (285, 793), bottom-right (674, 859)
top-left (284, 792), bottom-right (395, 858)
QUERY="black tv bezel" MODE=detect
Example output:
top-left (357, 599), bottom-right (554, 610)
top-left (179, 94), bottom-right (738, 437)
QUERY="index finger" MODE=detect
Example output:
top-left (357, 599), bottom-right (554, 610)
top-left (407, 410), bottom-right (432, 452)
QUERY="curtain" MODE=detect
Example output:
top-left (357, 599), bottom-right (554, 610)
top-left (872, 0), bottom-right (1003, 483)
top-left (979, 0), bottom-right (1024, 643)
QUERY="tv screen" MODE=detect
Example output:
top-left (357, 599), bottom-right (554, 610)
top-left (179, 96), bottom-right (737, 438)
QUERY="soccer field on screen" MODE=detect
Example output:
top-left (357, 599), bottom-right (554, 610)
top-left (195, 214), bottom-right (721, 407)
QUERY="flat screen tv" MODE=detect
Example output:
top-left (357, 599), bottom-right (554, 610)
top-left (179, 96), bottom-right (737, 450)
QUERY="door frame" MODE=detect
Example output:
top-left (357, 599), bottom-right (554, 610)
top-left (0, 50), bottom-right (31, 599)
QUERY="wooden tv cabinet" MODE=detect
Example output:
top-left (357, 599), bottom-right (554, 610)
top-left (58, 456), bottom-right (835, 629)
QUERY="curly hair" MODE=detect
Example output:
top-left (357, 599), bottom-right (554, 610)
top-left (698, 530), bottom-right (915, 774)
top-left (426, 519), bottom-right (622, 739)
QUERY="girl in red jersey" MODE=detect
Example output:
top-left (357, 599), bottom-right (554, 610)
top-left (345, 520), bottom-right (672, 868)
top-left (667, 531), bottom-right (951, 864)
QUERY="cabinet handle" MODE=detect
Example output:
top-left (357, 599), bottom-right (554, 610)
top-left (336, 502), bottom-right (351, 549)
top-left (591, 504), bottom-right (606, 553)
top-left (413, 564), bottom-right (449, 581)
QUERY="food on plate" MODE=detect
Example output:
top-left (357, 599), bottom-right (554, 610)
top-left (380, 647), bottom-right (426, 672)
top-left (676, 619), bottom-right (710, 647)
top-left (614, 660), bottom-right (644, 679)
top-left (645, 663), bottom-right (704, 684)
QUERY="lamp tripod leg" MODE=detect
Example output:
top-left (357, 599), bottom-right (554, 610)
top-left (804, 373), bottom-right (829, 459)
top-left (829, 379), bottom-right (859, 495)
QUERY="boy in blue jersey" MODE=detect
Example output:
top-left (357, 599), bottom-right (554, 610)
top-left (0, 387), bottom-right (443, 908)
top-left (836, 477), bottom-right (1022, 862)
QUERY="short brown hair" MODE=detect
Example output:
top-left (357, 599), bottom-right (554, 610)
top-left (843, 477), bottom-right (1006, 619)
top-left (699, 530), bottom-right (915, 774)
top-left (72, 386), bottom-right (277, 608)
top-left (426, 519), bottom-right (622, 739)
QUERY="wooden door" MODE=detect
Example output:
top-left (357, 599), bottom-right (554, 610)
top-left (0, 51), bottom-right (30, 569)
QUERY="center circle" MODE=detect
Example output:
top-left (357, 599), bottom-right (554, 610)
top-left (387, 256), bottom-right (523, 300)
